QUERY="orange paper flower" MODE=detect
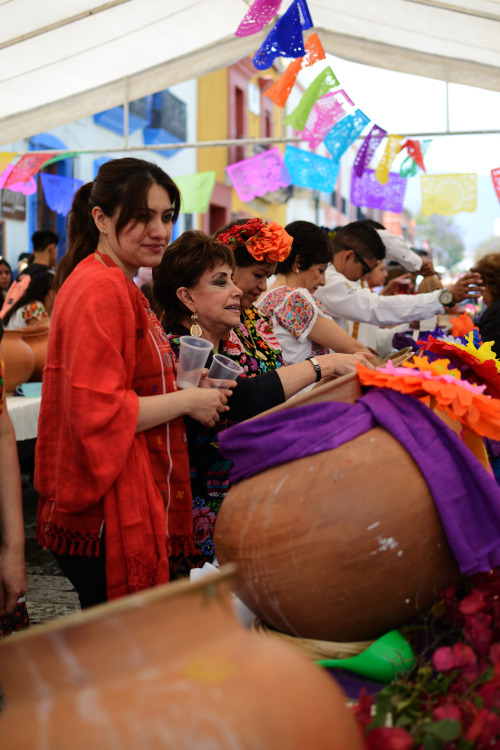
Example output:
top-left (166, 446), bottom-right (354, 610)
top-left (450, 312), bottom-right (477, 338)
top-left (245, 222), bottom-right (292, 263)
top-left (357, 358), bottom-right (500, 440)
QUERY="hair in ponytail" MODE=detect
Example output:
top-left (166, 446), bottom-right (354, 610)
top-left (54, 158), bottom-right (181, 292)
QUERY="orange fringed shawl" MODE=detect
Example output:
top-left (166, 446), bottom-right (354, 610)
top-left (35, 254), bottom-right (194, 600)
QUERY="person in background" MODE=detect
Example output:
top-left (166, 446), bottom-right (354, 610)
top-left (35, 158), bottom-right (228, 609)
top-left (13, 252), bottom-right (33, 280)
top-left (471, 253), bottom-right (500, 357)
top-left (257, 221), bottom-right (377, 366)
top-left (0, 259), bottom-right (13, 304)
top-left (29, 229), bottom-right (58, 272)
top-left (2, 266), bottom-right (55, 330)
top-left (0, 319), bottom-right (29, 633)
top-left (315, 221), bottom-right (484, 333)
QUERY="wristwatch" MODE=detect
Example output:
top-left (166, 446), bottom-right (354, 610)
top-left (438, 289), bottom-right (455, 308)
top-left (308, 356), bottom-right (322, 382)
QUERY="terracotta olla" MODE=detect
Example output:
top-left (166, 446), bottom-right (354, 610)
top-left (0, 567), bottom-right (363, 750)
top-left (20, 323), bottom-right (49, 381)
top-left (214, 373), bottom-right (461, 643)
top-left (0, 329), bottom-right (35, 392)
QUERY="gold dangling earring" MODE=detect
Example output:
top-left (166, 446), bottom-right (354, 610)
top-left (190, 312), bottom-right (202, 337)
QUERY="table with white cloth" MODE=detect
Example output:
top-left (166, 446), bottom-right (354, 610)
top-left (6, 396), bottom-right (41, 441)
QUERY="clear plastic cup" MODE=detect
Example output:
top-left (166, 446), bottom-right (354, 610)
top-left (206, 353), bottom-right (243, 389)
top-left (176, 335), bottom-right (213, 389)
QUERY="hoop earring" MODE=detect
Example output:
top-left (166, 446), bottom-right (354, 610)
top-left (190, 312), bottom-right (202, 337)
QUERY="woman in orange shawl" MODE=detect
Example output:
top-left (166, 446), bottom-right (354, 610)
top-left (35, 158), bottom-right (230, 608)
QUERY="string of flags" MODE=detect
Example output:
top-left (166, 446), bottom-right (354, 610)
top-left (227, 0), bottom-right (500, 215)
top-left (0, 0), bottom-right (498, 217)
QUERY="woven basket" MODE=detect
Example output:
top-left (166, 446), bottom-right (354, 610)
top-left (251, 619), bottom-right (374, 661)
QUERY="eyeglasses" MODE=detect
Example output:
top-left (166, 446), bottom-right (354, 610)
top-left (339, 242), bottom-right (377, 275)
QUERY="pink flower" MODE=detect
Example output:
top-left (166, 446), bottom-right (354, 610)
top-left (193, 507), bottom-right (216, 544)
top-left (365, 727), bottom-right (414, 750)
top-left (465, 709), bottom-right (500, 747)
top-left (351, 688), bottom-right (373, 730)
top-left (433, 703), bottom-right (462, 723)
top-left (464, 612), bottom-right (492, 656)
top-left (433, 646), bottom-right (456, 672)
top-left (460, 588), bottom-right (486, 615)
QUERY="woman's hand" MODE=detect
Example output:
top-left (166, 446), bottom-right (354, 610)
top-left (183, 385), bottom-right (234, 426)
top-left (0, 547), bottom-right (27, 617)
top-left (331, 351), bottom-right (375, 376)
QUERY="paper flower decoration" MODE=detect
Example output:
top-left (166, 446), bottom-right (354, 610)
top-left (418, 333), bottom-right (500, 399)
top-left (449, 312), bottom-right (478, 338)
top-left (357, 357), bottom-right (500, 440)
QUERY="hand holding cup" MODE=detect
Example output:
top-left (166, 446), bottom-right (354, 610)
top-left (206, 354), bottom-right (243, 389)
top-left (176, 335), bottom-right (213, 389)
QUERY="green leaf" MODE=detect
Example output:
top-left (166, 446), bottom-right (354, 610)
top-left (422, 719), bottom-right (461, 743)
top-left (422, 736), bottom-right (444, 750)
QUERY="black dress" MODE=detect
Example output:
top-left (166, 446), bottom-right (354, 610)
top-left (168, 326), bottom-right (285, 565)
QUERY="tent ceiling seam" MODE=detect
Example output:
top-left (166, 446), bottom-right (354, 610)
top-left (0, 0), bottom-right (132, 51)
top-left (402, 0), bottom-right (500, 22)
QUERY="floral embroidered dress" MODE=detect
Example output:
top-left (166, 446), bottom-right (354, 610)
top-left (222, 307), bottom-right (284, 376)
top-left (168, 327), bottom-right (284, 565)
top-left (257, 285), bottom-right (332, 365)
top-left (4, 301), bottom-right (49, 330)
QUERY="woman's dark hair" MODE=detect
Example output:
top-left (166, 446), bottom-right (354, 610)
top-left (153, 230), bottom-right (235, 331)
top-left (0, 259), bottom-right (13, 303)
top-left (277, 221), bottom-right (332, 274)
top-left (54, 157), bottom-right (181, 291)
top-left (0, 258), bottom-right (12, 279)
top-left (471, 253), bottom-right (500, 301)
top-left (214, 218), bottom-right (266, 269)
top-left (2, 267), bottom-right (54, 326)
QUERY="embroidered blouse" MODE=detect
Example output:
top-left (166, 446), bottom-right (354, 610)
top-left (222, 307), bottom-right (284, 377)
top-left (4, 301), bottom-right (49, 330)
top-left (257, 285), bottom-right (332, 365)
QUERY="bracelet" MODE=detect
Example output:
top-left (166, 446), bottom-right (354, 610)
top-left (307, 356), bottom-right (322, 383)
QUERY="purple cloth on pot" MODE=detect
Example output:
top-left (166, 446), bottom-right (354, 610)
top-left (219, 388), bottom-right (500, 575)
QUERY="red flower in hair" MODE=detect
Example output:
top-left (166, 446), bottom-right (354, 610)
top-left (217, 219), bottom-right (292, 263)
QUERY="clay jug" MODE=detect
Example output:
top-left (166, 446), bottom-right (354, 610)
top-left (0, 567), bottom-right (363, 750)
top-left (214, 373), bottom-right (460, 643)
top-left (20, 323), bottom-right (49, 381)
top-left (0, 329), bottom-right (35, 392)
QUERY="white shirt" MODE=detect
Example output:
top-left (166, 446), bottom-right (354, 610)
top-left (377, 229), bottom-right (423, 272)
top-left (316, 265), bottom-right (445, 331)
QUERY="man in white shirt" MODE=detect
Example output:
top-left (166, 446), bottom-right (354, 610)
top-left (316, 221), bottom-right (483, 333)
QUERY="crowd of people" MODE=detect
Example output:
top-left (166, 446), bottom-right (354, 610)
top-left (0, 156), bottom-right (497, 626)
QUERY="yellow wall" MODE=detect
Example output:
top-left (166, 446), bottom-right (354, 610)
top-left (197, 61), bottom-right (288, 227)
top-left (197, 68), bottom-right (228, 183)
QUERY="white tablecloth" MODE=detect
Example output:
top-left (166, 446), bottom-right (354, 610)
top-left (6, 396), bottom-right (41, 441)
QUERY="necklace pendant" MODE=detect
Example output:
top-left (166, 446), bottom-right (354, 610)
top-left (255, 350), bottom-right (267, 361)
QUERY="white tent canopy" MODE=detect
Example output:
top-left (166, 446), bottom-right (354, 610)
top-left (1, 0), bottom-right (500, 144)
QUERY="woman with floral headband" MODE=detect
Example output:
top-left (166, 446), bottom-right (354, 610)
top-left (217, 217), bottom-right (375, 375)
top-left (153, 230), bottom-right (372, 565)
top-left (257, 220), bottom-right (377, 367)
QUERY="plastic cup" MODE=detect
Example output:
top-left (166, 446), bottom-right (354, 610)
top-left (206, 354), bottom-right (243, 389)
top-left (176, 335), bottom-right (213, 389)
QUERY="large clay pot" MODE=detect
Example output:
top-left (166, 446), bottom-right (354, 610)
top-left (0, 329), bottom-right (35, 392)
top-left (0, 567), bottom-right (363, 750)
top-left (20, 323), bottom-right (49, 381)
top-left (214, 373), bottom-right (461, 643)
